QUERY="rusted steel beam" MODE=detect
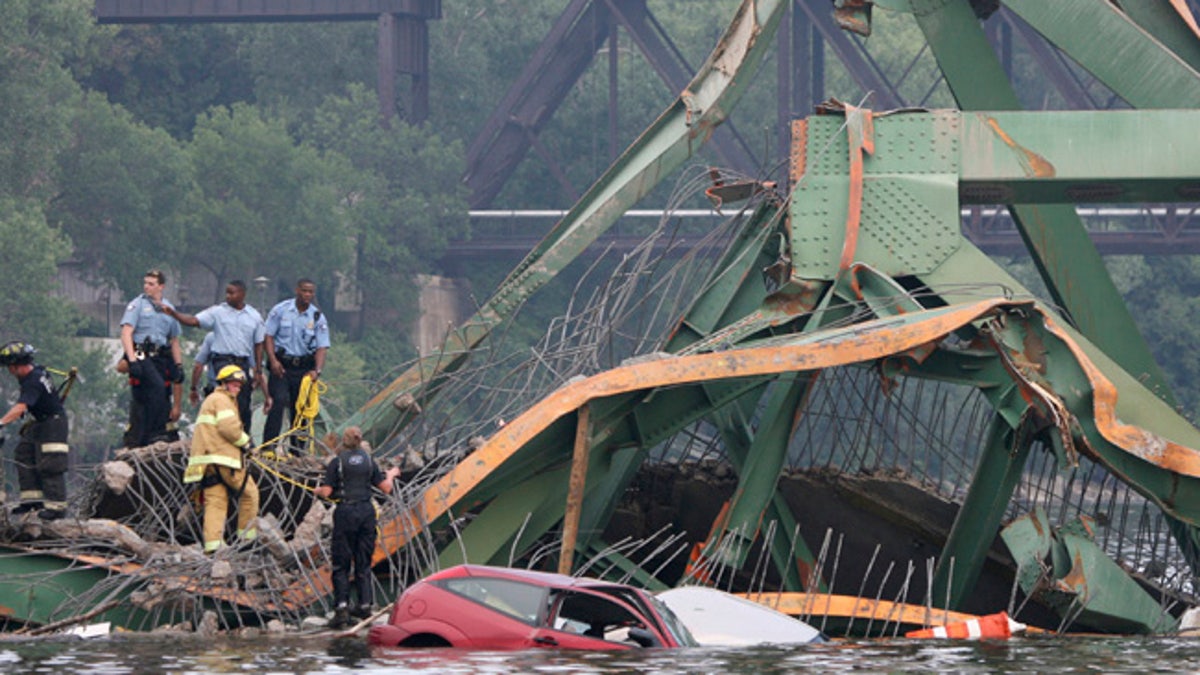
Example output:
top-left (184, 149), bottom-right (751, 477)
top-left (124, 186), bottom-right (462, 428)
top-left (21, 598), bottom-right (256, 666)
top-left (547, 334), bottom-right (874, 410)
top-left (349, 0), bottom-right (790, 444)
top-left (94, 0), bottom-right (441, 23)
top-left (372, 299), bottom-right (1018, 557)
top-left (558, 404), bottom-right (592, 574)
top-left (737, 591), bottom-right (1050, 634)
top-left (463, 0), bottom-right (610, 208)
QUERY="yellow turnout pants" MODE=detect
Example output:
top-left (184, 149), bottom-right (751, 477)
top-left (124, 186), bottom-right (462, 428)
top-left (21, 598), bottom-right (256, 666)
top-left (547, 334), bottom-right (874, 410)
top-left (202, 466), bottom-right (260, 553)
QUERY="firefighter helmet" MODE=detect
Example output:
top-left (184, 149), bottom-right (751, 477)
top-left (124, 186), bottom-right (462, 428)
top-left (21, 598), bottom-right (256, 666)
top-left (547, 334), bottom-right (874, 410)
top-left (216, 364), bottom-right (246, 383)
top-left (0, 341), bottom-right (36, 366)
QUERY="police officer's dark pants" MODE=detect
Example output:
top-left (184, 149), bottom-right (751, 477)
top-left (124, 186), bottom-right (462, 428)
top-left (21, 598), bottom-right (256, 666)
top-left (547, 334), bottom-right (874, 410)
top-left (15, 417), bottom-right (70, 511)
top-left (128, 356), bottom-right (170, 447)
top-left (264, 365), bottom-right (308, 446)
top-left (331, 501), bottom-right (377, 609)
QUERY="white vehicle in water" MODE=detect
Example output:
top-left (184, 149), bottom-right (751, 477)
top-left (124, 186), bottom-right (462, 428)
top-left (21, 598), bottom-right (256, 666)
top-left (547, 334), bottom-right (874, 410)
top-left (656, 586), bottom-right (826, 646)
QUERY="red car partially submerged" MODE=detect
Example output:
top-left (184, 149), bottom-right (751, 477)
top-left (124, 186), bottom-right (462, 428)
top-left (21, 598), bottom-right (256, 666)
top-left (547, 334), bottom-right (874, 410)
top-left (368, 564), bottom-right (698, 650)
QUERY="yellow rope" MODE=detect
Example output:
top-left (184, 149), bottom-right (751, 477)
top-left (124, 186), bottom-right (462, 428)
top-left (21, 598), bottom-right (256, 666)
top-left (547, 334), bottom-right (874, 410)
top-left (249, 452), bottom-right (326, 495)
top-left (288, 374), bottom-right (326, 454)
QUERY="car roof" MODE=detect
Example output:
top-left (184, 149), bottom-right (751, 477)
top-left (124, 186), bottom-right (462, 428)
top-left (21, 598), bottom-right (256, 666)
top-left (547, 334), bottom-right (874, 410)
top-left (428, 564), bottom-right (626, 592)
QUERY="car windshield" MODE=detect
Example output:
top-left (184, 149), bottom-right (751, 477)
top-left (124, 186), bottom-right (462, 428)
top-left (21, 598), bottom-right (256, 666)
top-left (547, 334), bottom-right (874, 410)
top-left (644, 594), bottom-right (699, 647)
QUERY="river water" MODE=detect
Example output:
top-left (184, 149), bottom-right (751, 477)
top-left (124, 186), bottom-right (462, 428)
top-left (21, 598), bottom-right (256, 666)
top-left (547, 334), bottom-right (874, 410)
top-left (2, 633), bottom-right (1200, 673)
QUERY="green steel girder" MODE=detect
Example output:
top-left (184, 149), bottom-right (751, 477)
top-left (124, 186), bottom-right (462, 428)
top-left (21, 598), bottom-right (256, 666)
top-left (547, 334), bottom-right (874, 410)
top-left (443, 376), bottom-right (773, 571)
top-left (658, 196), bottom-right (818, 590)
top-left (931, 415), bottom-right (1030, 610)
top-left (706, 397), bottom-right (811, 591)
top-left (0, 548), bottom-right (139, 628)
top-left (903, 0), bottom-right (1175, 406)
top-left (345, 0), bottom-right (790, 446)
top-left (1002, 0), bottom-right (1200, 108)
top-left (955, 110), bottom-right (1200, 203)
top-left (798, 109), bottom-right (1200, 251)
top-left (695, 262), bottom-right (933, 589)
top-left (1001, 508), bottom-right (1177, 634)
top-left (572, 378), bottom-right (772, 545)
top-left (794, 107), bottom-right (1200, 403)
top-left (704, 375), bottom-right (812, 569)
top-left (1116, 0), bottom-right (1200, 75)
top-left (437, 452), bottom-right (582, 569)
top-left (664, 198), bottom-right (786, 349)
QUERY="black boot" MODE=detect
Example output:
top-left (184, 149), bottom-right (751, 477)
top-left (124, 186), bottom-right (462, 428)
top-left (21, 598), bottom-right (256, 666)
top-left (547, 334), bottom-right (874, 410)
top-left (37, 509), bottom-right (65, 521)
top-left (330, 607), bottom-right (351, 630)
top-left (12, 502), bottom-right (42, 515)
top-left (350, 605), bottom-right (372, 620)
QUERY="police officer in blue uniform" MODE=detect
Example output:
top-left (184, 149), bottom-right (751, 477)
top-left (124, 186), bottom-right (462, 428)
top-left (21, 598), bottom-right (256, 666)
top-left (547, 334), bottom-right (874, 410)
top-left (162, 280), bottom-right (268, 437)
top-left (314, 426), bottom-right (400, 628)
top-left (0, 342), bottom-right (70, 520)
top-left (263, 278), bottom-right (330, 448)
top-left (190, 332), bottom-right (219, 406)
top-left (191, 334), bottom-right (260, 402)
top-left (119, 269), bottom-right (183, 447)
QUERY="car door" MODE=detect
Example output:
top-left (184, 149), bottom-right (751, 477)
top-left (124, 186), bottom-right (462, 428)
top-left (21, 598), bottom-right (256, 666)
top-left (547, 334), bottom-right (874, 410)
top-left (435, 576), bottom-right (550, 649)
top-left (533, 587), bottom-right (667, 649)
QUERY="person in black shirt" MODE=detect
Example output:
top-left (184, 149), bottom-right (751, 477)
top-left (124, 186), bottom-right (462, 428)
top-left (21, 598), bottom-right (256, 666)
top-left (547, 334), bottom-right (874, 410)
top-left (0, 341), bottom-right (70, 520)
top-left (314, 426), bottom-right (400, 629)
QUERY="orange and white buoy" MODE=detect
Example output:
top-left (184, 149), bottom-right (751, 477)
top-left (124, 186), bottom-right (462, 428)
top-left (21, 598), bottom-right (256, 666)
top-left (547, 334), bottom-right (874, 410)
top-left (905, 611), bottom-right (1026, 639)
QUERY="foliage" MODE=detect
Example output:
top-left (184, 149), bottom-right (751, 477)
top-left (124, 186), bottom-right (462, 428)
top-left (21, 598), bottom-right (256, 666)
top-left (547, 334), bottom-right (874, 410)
top-left (300, 84), bottom-right (469, 331)
top-left (0, 197), bottom-right (127, 456)
top-left (0, 0), bottom-right (89, 201)
top-left (0, 199), bottom-right (80, 343)
top-left (231, 22), bottom-right (377, 124)
top-left (1115, 256), bottom-right (1200, 422)
top-left (78, 24), bottom-right (256, 139)
top-left (186, 103), bottom-right (353, 304)
top-left (48, 94), bottom-right (194, 296)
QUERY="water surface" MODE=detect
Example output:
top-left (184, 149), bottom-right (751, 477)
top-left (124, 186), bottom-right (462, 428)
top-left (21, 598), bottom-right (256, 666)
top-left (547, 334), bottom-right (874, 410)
top-left (2, 633), bottom-right (1199, 673)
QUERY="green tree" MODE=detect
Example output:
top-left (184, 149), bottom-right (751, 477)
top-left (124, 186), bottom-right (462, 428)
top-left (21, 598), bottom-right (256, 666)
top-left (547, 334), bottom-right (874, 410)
top-left (0, 0), bottom-right (90, 201)
top-left (0, 197), bottom-right (126, 457)
top-left (233, 22), bottom-right (377, 124)
top-left (48, 94), bottom-right (194, 297)
top-left (79, 23), bottom-right (256, 139)
top-left (186, 103), bottom-right (353, 304)
top-left (301, 85), bottom-right (469, 333)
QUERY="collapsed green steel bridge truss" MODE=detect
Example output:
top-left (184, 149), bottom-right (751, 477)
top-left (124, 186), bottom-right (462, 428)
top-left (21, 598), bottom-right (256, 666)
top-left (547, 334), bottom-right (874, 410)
top-left (351, 0), bottom-right (1200, 634)
top-left (9, 0), bottom-right (1200, 635)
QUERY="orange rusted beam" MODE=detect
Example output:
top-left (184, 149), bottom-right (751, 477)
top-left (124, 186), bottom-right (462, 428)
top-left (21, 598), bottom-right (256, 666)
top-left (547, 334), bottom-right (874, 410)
top-left (839, 105), bottom-right (874, 273)
top-left (736, 592), bottom-right (1050, 634)
top-left (558, 404), bottom-right (591, 574)
top-left (738, 591), bottom-right (979, 626)
top-left (1039, 313), bottom-right (1200, 479)
top-left (373, 298), bottom-right (1018, 558)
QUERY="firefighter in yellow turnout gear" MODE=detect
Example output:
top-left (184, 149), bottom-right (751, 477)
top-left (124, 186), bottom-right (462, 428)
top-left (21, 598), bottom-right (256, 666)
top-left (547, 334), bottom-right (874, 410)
top-left (184, 365), bottom-right (259, 553)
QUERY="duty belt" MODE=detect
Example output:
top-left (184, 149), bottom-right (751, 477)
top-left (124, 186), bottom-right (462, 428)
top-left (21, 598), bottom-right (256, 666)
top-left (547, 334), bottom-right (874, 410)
top-left (277, 353), bottom-right (315, 369)
top-left (212, 353), bottom-right (251, 369)
top-left (136, 342), bottom-right (171, 359)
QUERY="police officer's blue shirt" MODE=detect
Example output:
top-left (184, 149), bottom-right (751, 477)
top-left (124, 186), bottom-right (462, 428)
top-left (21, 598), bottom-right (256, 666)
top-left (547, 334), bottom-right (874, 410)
top-left (196, 332), bottom-right (257, 383)
top-left (194, 333), bottom-right (217, 388)
top-left (120, 295), bottom-right (180, 347)
top-left (265, 299), bottom-right (330, 357)
top-left (195, 303), bottom-right (265, 358)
